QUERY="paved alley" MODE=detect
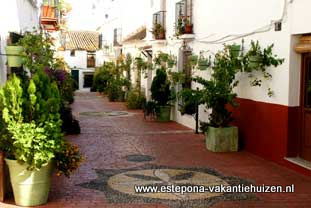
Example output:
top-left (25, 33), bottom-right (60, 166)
top-left (1, 92), bottom-right (311, 208)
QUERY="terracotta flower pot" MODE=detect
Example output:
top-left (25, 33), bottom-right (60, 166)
top-left (185, 24), bottom-right (193, 34)
top-left (156, 32), bottom-right (165, 40)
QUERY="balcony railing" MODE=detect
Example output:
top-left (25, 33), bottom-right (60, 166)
top-left (113, 28), bottom-right (122, 47)
top-left (40, 0), bottom-right (60, 31)
top-left (175, 0), bottom-right (193, 35)
top-left (152, 11), bottom-right (166, 40)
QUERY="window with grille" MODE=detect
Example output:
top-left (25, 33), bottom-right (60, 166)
top-left (175, 0), bottom-right (193, 35)
top-left (113, 28), bottom-right (122, 47)
top-left (178, 48), bottom-right (192, 89)
top-left (152, 11), bottom-right (166, 40)
top-left (87, 52), bottom-right (96, 68)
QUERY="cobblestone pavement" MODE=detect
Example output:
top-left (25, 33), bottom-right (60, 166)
top-left (1, 92), bottom-right (311, 208)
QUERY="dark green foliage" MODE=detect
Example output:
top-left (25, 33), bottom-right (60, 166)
top-left (126, 89), bottom-right (146, 109)
top-left (60, 106), bottom-right (80, 135)
top-left (92, 61), bottom-right (130, 102)
top-left (178, 88), bottom-right (202, 115)
top-left (151, 69), bottom-right (171, 106)
top-left (92, 64), bottom-right (113, 92)
top-left (106, 78), bottom-right (128, 102)
top-left (143, 100), bottom-right (157, 119)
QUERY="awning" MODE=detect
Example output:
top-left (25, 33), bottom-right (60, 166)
top-left (122, 26), bottom-right (146, 43)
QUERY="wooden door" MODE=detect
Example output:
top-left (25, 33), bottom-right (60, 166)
top-left (300, 53), bottom-right (311, 161)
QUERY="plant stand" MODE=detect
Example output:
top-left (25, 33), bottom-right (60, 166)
top-left (205, 126), bottom-right (238, 152)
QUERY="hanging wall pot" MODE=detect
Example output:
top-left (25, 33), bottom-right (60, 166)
top-left (5, 46), bottom-right (23, 67)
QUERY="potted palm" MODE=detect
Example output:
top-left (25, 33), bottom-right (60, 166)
top-left (5, 45), bottom-right (23, 67)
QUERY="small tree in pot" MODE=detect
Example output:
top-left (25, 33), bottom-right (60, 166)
top-left (151, 69), bottom-right (172, 121)
top-left (195, 48), bottom-right (240, 152)
top-left (149, 53), bottom-right (176, 122)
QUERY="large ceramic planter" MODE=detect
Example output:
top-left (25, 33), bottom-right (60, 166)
top-left (156, 106), bottom-right (171, 122)
top-left (5, 159), bottom-right (53, 207)
top-left (248, 55), bottom-right (263, 69)
top-left (205, 126), bottom-right (238, 152)
top-left (5, 46), bottom-right (23, 67)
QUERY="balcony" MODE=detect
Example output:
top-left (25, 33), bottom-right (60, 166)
top-left (40, 0), bottom-right (60, 31)
top-left (151, 11), bottom-right (166, 40)
top-left (175, 0), bottom-right (193, 36)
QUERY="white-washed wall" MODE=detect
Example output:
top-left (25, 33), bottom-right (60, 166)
top-left (0, 0), bottom-right (39, 86)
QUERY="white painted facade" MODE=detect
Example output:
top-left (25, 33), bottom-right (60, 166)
top-left (0, 0), bottom-right (40, 86)
top-left (59, 49), bottom-right (105, 90)
top-left (97, 0), bottom-right (309, 130)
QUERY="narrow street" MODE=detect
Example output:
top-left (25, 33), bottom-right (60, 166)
top-left (2, 91), bottom-right (310, 208)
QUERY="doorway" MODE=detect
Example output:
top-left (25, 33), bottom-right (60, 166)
top-left (300, 53), bottom-right (311, 162)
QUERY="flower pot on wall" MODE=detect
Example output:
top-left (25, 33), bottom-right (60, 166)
top-left (156, 106), bottom-right (171, 122)
top-left (5, 46), bottom-right (23, 67)
top-left (205, 126), bottom-right (238, 152)
top-left (5, 159), bottom-right (53, 207)
top-left (156, 32), bottom-right (165, 40)
top-left (248, 55), bottom-right (263, 69)
top-left (228, 45), bottom-right (241, 58)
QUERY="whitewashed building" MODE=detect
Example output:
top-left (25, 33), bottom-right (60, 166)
top-left (97, 0), bottom-right (311, 174)
top-left (58, 31), bottom-right (104, 90)
top-left (0, 0), bottom-right (40, 86)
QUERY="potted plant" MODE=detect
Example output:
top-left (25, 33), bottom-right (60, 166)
top-left (150, 69), bottom-right (172, 122)
top-left (184, 16), bottom-right (193, 34)
top-left (0, 71), bottom-right (82, 206)
top-left (5, 44), bottom-right (23, 67)
top-left (194, 48), bottom-right (240, 152)
top-left (246, 40), bottom-right (263, 69)
top-left (228, 44), bottom-right (241, 58)
top-left (151, 23), bottom-right (165, 40)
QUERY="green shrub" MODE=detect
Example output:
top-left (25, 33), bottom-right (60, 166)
top-left (0, 73), bottom-right (63, 169)
top-left (150, 69), bottom-right (172, 106)
top-left (126, 89), bottom-right (146, 109)
top-left (92, 66), bottom-right (112, 93)
top-left (106, 78), bottom-right (126, 102)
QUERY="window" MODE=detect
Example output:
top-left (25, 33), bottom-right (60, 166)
top-left (87, 52), bottom-right (96, 68)
top-left (175, 0), bottom-right (193, 35)
top-left (178, 47), bottom-right (192, 89)
top-left (113, 28), bottom-right (122, 47)
top-left (152, 11), bottom-right (166, 40)
top-left (70, 50), bottom-right (75, 57)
